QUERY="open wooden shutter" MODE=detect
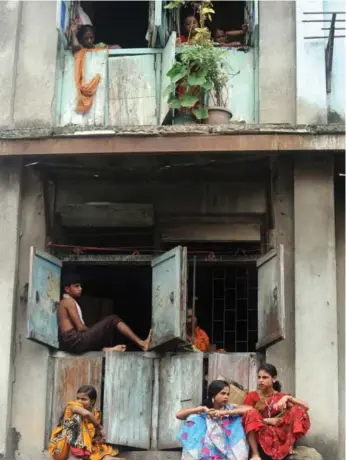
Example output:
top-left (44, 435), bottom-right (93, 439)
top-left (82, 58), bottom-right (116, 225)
top-left (150, 245), bottom-right (188, 350)
top-left (159, 32), bottom-right (176, 124)
top-left (49, 354), bottom-right (103, 437)
top-left (208, 353), bottom-right (258, 390)
top-left (157, 353), bottom-right (203, 449)
top-left (103, 352), bottom-right (154, 449)
top-left (27, 247), bottom-right (61, 348)
top-left (256, 244), bottom-right (285, 349)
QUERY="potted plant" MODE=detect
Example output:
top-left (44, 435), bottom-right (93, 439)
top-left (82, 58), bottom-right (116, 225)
top-left (165, 0), bottom-right (232, 124)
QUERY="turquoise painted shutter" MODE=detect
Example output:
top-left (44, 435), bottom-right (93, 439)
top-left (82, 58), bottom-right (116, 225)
top-left (150, 245), bottom-right (187, 350)
top-left (27, 247), bottom-right (61, 348)
top-left (160, 31), bottom-right (176, 124)
top-left (256, 244), bottom-right (285, 349)
top-left (56, 0), bottom-right (72, 48)
top-left (157, 353), bottom-right (204, 449)
top-left (103, 352), bottom-right (154, 449)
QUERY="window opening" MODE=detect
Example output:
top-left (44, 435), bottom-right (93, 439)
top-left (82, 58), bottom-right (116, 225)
top-left (188, 264), bottom-right (258, 353)
top-left (209, 1), bottom-right (247, 47)
top-left (80, 1), bottom-right (150, 49)
top-left (62, 264), bottom-right (152, 351)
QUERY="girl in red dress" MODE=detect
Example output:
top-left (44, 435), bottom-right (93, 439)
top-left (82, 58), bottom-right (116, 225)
top-left (242, 364), bottom-right (310, 460)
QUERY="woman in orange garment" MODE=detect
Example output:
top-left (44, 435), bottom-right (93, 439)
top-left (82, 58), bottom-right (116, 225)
top-left (242, 364), bottom-right (310, 460)
top-left (49, 385), bottom-right (122, 460)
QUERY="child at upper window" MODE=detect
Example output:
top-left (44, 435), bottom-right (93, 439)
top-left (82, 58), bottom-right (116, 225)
top-left (213, 24), bottom-right (249, 48)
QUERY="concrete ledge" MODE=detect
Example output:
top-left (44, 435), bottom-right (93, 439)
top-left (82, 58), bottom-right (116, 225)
top-left (0, 123), bottom-right (344, 140)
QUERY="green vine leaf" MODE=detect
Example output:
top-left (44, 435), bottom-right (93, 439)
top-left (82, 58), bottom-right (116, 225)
top-left (192, 107), bottom-right (209, 120)
top-left (180, 94), bottom-right (200, 107)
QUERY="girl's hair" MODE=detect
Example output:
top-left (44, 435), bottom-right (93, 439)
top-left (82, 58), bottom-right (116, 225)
top-left (77, 385), bottom-right (97, 402)
top-left (202, 380), bottom-right (229, 408)
top-left (258, 363), bottom-right (282, 392)
top-left (57, 385), bottom-right (97, 424)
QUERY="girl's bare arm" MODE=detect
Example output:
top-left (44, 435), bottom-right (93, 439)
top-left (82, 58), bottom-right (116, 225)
top-left (71, 405), bottom-right (102, 428)
top-left (176, 406), bottom-right (207, 420)
top-left (288, 396), bottom-right (309, 410)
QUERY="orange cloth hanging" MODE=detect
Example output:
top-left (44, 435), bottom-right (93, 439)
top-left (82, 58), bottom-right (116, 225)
top-left (74, 48), bottom-right (102, 114)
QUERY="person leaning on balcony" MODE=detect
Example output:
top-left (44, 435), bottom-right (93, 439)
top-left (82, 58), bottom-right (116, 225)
top-left (212, 24), bottom-right (249, 48)
top-left (70, 23), bottom-right (121, 53)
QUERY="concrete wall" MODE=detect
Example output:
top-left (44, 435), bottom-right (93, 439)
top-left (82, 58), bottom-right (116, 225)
top-left (10, 168), bottom-right (49, 460)
top-left (55, 180), bottom-right (267, 216)
top-left (0, 1), bottom-right (58, 129)
top-left (259, 1), bottom-right (296, 124)
top-left (294, 155), bottom-right (339, 459)
top-left (266, 156), bottom-right (295, 394)
top-left (0, 159), bottom-right (22, 458)
top-left (0, 1), bottom-right (22, 128)
top-left (335, 164), bottom-right (345, 460)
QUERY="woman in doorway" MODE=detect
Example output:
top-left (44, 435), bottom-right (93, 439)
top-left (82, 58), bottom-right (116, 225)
top-left (71, 24), bottom-right (121, 53)
top-left (70, 23), bottom-right (121, 114)
top-left (176, 380), bottom-right (261, 460)
top-left (49, 385), bottom-right (123, 460)
top-left (242, 363), bottom-right (310, 460)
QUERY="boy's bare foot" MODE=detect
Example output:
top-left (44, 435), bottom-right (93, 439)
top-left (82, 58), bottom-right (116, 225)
top-left (103, 345), bottom-right (126, 352)
top-left (140, 329), bottom-right (152, 351)
top-left (250, 456), bottom-right (261, 460)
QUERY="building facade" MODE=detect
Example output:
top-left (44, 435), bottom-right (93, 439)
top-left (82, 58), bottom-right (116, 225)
top-left (0, 1), bottom-right (345, 460)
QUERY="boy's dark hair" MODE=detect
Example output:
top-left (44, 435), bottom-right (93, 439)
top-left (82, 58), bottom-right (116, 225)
top-left (77, 24), bottom-right (95, 42)
top-left (62, 273), bottom-right (81, 288)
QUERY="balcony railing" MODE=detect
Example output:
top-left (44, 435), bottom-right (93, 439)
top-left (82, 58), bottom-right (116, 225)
top-left (55, 45), bottom-right (257, 128)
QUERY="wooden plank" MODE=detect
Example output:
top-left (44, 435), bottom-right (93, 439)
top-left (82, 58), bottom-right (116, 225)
top-left (59, 50), bottom-right (108, 127)
top-left (224, 49), bottom-right (255, 123)
top-left (27, 247), bottom-right (62, 348)
top-left (103, 352), bottom-right (154, 449)
top-left (59, 203), bottom-right (154, 228)
top-left (160, 32), bottom-right (176, 123)
top-left (150, 246), bottom-right (187, 351)
top-left (50, 356), bottom-right (103, 433)
top-left (256, 244), bottom-right (285, 349)
top-left (208, 353), bottom-right (254, 389)
top-left (108, 55), bottom-right (157, 126)
top-left (158, 353), bottom-right (203, 449)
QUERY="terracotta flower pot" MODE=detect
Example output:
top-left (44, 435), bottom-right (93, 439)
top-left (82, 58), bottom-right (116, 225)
top-left (207, 107), bottom-right (232, 125)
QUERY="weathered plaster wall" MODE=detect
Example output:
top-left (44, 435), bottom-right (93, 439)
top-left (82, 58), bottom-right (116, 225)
top-left (266, 156), bottom-right (295, 393)
top-left (13, 1), bottom-right (58, 128)
top-left (0, 1), bottom-right (58, 129)
top-left (0, 1), bottom-right (22, 128)
top-left (335, 164), bottom-right (345, 460)
top-left (10, 168), bottom-right (48, 460)
top-left (0, 159), bottom-right (21, 458)
top-left (294, 155), bottom-right (338, 459)
top-left (55, 180), bottom-right (267, 216)
top-left (259, 1), bottom-right (296, 124)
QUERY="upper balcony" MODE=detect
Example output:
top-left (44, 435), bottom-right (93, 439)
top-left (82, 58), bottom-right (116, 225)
top-left (52, 0), bottom-right (345, 130)
top-left (55, 0), bottom-right (260, 128)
